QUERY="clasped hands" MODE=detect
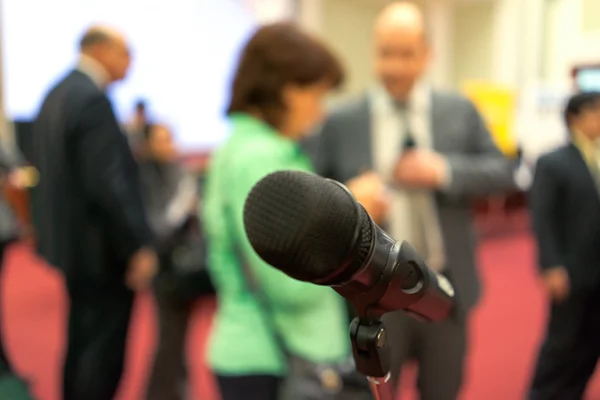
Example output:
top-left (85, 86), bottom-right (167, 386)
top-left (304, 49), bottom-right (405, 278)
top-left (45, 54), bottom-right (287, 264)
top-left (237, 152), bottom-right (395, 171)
top-left (345, 149), bottom-right (448, 224)
top-left (126, 247), bottom-right (159, 292)
top-left (542, 267), bottom-right (570, 303)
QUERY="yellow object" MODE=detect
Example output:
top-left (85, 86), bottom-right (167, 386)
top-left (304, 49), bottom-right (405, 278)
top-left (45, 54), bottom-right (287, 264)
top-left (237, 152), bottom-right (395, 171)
top-left (17, 166), bottom-right (39, 188)
top-left (462, 81), bottom-right (518, 157)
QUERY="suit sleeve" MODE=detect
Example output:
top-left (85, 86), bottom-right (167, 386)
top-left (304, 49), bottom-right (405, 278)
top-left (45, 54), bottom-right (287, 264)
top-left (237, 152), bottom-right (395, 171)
top-left (229, 151), bottom-right (335, 311)
top-left (529, 156), bottom-right (564, 270)
top-left (442, 100), bottom-right (516, 197)
top-left (73, 95), bottom-right (153, 251)
top-left (301, 118), bottom-right (338, 180)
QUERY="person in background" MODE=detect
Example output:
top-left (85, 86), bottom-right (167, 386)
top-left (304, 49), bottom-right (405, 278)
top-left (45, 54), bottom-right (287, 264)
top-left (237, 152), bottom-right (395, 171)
top-left (132, 100), bottom-right (148, 131)
top-left (202, 23), bottom-right (349, 400)
top-left (31, 26), bottom-right (157, 400)
top-left (528, 92), bottom-right (600, 400)
top-left (127, 99), bottom-right (150, 156)
top-left (139, 123), bottom-right (198, 400)
top-left (304, 2), bottom-right (515, 399)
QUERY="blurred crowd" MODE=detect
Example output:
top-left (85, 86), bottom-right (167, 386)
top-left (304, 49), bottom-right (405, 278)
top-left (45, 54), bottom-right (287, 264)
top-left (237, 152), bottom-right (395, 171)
top-left (0, 1), bottom-right (598, 400)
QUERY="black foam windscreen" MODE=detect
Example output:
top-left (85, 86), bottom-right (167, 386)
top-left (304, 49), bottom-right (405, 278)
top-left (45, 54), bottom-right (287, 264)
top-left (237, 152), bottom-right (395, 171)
top-left (243, 170), bottom-right (372, 283)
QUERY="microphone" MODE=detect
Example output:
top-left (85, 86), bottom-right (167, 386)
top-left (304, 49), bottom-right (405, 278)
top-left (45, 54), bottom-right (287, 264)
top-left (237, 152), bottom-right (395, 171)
top-left (243, 170), bottom-right (454, 322)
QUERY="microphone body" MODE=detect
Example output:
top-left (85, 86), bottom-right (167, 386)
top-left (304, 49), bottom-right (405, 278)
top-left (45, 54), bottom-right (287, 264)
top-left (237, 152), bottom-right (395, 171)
top-left (332, 209), bottom-right (454, 321)
top-left (243, 171), bottom-right (455, 322)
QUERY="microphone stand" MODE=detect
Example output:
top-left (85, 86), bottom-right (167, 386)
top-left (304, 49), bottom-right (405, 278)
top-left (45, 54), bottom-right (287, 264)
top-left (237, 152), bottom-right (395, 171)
top-left (349, 317), bottom-right (395, 400)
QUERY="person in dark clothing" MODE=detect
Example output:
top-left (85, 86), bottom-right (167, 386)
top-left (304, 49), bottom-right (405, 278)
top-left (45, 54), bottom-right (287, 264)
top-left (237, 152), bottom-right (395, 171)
top-left (126, 99), bottom-right (151, 157)
top-left (139, 124), bottom-right (198, 400)
top-left (528, 91), bottom-right (600, 400)
top-left (31, 26), bottom-right (158, 400)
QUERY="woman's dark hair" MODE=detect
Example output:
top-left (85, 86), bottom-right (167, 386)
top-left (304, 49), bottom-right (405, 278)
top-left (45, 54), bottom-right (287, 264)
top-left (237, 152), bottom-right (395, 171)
top-left (227, 22), bottom-right (345, 129)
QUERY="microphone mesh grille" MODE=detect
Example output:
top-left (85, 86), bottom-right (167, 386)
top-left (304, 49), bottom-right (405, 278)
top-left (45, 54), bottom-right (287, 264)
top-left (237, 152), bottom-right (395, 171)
top-left (243, 171), bottom-right (369, 282)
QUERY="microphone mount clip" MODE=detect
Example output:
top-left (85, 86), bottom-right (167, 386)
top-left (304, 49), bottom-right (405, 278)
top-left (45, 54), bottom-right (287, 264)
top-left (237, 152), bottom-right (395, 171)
top-left (349, 317), bottom-right (395, 400)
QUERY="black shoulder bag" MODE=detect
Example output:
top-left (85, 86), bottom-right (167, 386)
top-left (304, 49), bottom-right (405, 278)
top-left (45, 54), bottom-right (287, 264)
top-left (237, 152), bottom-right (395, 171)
top-left (163, 215), bottom-right (215, 301)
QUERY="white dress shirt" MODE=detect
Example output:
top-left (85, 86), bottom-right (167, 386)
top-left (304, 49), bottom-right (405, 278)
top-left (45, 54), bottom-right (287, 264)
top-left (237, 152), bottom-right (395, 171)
top-left (76, 54), bottom-right (110, 90)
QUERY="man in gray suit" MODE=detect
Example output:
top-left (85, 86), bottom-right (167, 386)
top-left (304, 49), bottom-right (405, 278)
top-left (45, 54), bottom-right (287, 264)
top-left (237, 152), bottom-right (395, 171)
top-left (305, 2), bottom-right (515, 399)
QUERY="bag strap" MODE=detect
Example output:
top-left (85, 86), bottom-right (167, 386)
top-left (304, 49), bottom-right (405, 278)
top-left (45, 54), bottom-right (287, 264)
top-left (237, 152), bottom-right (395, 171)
top-left (218, 162), bottom-right (291, 360)
top-left (231, 230), bottom-right (292, 360)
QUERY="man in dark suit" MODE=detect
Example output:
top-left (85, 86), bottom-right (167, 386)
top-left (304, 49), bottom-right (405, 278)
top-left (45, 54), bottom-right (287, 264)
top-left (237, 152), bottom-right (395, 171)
top-left (304, 3), bottom-right (515, 399)
top-left (528, 92), bottom-right (600, 400)
top-left (32, 26), bottom-right (158, 400)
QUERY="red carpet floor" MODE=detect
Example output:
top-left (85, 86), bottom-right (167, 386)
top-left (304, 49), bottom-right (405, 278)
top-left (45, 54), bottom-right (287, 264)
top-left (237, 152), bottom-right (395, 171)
top-left (2, 232), bottom-right (600, 400)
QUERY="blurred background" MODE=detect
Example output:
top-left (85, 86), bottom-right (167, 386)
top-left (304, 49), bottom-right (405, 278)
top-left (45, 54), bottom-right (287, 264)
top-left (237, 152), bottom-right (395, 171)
top-left (0, 0), bottom-right (599, 399)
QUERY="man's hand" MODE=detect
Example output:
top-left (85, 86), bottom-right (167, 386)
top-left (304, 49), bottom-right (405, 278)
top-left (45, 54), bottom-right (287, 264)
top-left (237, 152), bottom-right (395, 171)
top-left (394, 150), bottom-right (449, 189)
top-left (126, 247), bottom-right (158, 291)
top-left (542, 267), bottom-right (570, 303)
top-left (8, 169), bottom-right (29, 189)
top-left (8, 167), bottom-right (39, 189)
top-left (345, 172), bottom-right (390, 224)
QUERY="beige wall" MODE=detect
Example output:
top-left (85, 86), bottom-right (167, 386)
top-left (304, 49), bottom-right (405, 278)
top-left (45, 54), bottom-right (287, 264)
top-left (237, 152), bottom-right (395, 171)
top-left (581, 0), bottom-right (600, 35)
top-left (452, 2), bottom-right (494, 87)
top-left (320, 0), bottom-right (389, 97)
top-left (543, 0), bottom-right (600, 85)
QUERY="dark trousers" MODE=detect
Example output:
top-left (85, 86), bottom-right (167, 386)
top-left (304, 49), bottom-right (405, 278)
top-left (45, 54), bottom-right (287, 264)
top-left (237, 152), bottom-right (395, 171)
top-left (146, 272), bottom-right (193, 400)
top-left (528, 288), bottom-right (600, 400)
top-left (63, 278), bottom-right (135, 400)
top-left (382, 310), bottom-right (467, 400)
top-left (216, 375), bottom-right (280, 400)
top-left (0, 242), bottom-right (11, 374)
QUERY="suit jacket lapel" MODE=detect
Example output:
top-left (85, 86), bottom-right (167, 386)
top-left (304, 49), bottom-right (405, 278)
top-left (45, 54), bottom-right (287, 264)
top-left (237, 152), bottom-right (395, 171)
top-left (430, 92), bottom-right (443, 152)
top-left (569, 143), bottom-right (600, 200)
top-left (356, 95), bottom-right (374, 173)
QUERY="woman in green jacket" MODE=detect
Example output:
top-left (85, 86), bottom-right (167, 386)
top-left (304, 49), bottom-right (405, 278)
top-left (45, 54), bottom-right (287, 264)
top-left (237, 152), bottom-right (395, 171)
top-left (202, 23), bottom-right (349, 400)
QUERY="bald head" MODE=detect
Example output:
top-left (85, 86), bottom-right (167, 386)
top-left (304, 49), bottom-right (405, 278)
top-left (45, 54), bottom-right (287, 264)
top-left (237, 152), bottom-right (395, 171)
top-left (79, 25), bottom-right (126, 52)
top-left (78, 25), bottom-right (131, 83)
top-left (373, 2), bottom-right (430, 101)
top-left (375, 2), bottom-right (427, 40)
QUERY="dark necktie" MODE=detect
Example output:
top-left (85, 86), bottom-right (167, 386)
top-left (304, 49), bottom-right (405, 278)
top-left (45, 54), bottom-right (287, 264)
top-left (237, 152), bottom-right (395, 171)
top-left (396, 102), bottom-right (416, 150)
top-left (395, 101), bottom-right (426, 254)
top-left (395, 101), bottom-right (445, 270)
top-left (403, 131), bottom-right (416, 150)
